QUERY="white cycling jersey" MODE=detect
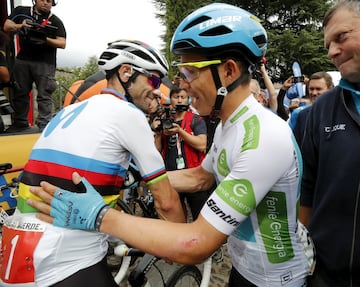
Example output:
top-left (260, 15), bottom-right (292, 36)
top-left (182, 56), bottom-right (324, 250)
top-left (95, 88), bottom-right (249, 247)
top-left (1, 90), bottom-right (167, 286)
top-left (201, 95), bottom-right (310, 286)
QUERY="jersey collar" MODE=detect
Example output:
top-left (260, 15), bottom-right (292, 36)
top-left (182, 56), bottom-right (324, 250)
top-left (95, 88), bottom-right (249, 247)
top-left (100, 88), bottom-right (127, 102)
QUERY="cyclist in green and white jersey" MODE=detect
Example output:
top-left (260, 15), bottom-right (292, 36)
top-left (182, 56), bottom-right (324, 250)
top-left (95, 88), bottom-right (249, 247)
top-left (28, 3), bottom-right (314, 286)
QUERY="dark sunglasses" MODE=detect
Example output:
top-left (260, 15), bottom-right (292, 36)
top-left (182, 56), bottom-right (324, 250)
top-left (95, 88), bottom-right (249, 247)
top-left (132, 66), bottom-right (162, 89)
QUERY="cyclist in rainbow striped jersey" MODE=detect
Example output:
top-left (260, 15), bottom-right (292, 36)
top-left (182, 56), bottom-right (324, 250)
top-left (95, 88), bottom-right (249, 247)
top-left (0, 40), bottom-right (185, 287)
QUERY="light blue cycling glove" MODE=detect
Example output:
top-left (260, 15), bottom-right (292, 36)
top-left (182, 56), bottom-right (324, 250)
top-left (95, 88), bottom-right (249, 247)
top-left (50, 177), bottom-right (108, 231)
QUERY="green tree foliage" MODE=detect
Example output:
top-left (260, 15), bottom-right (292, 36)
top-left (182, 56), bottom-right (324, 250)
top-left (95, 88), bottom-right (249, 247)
top-left (54, 56), bottom-right (99, 111)
top-left (152, 0), bottom-right (213, 78)
top-left (154, 0), bottom-right (335, 82)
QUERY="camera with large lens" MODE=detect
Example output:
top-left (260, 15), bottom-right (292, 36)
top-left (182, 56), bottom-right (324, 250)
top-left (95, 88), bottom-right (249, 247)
top-left (160, 106), bottom-right (175, 129)
top-left (161, 117), bottom-right (174, 129)
top-left (19, 20), bottom-right (58, 45)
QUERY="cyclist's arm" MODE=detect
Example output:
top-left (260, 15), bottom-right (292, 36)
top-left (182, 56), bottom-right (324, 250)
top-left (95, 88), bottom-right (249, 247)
top-left (148, 177), bottom-right (186, 223)
top-left (123, 109), bottom-right (185, 223)
top-left (167, 165), bottom-right (215, 193)
top-left (102, 210), bottom-right (227, 264)
top-left (29, 179), bottom-right (225, 265)
top-left (154, 132), bottom-right (162, 152)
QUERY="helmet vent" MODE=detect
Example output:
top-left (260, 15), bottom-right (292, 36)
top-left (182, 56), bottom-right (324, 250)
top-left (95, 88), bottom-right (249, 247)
top-left (199, 26), bottom-right (232, 36)
top-left (172, 39), bottom-right (200, 52)
top-left (253, 35), bottom-right (267, 49)
top-left (100, 51), bottom-right (117, 60)
top-left (182, 16), bottom-right (211, 32)
top-left (131, 50), bottom-right (156, 64)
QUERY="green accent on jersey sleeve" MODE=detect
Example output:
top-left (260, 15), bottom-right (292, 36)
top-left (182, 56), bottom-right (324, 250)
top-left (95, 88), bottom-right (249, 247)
top-left (230, 106), bottom-right (248, 123)
top-left (257, 191), bottom-right (294, 263)
top-left (242, 115), bottom-right (260, 152)
top-left (216, 179), bottom-right (256, 216)
top-left (217, 149), bottom-right (230, 177)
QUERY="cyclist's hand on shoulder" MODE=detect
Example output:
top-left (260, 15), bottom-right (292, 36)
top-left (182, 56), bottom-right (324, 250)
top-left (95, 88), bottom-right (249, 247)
top-left (28, 172), bottom-right (108, 231)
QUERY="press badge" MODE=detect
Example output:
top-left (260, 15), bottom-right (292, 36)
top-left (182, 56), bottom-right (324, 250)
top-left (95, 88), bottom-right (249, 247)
top-left (176, 157), bottom-right (185, 169)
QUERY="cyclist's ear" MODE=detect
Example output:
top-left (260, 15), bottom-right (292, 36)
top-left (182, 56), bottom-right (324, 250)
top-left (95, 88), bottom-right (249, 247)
top-left (119, 64), bottom-right (133, 83)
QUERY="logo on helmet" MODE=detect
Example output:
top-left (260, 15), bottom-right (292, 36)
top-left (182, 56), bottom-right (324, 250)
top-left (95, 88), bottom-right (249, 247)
top-left (121, 51), bottom-right (135, 60)
top-left (199, 15), bottom-right (242, 30)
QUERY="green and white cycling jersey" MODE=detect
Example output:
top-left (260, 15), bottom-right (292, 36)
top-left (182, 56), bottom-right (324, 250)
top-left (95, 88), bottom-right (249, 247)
top-left (201, 96), bottom-right (310, 286)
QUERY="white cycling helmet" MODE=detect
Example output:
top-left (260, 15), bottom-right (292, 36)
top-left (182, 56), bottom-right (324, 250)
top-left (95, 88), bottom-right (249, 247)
top-left (32, 0), bottom-right (57, 6)
top-left (98, 40), bottom-right (169, 78)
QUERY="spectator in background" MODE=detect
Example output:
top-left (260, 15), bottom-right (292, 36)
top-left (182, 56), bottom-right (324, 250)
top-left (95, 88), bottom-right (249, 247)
top-left (155, 86), bottom-right (210, 219)
top-left (300, 1), bottom-right (360, 286)
top-left (292, 71), bottom-right (334, 147)
top-left (277, 74), bottom-right (310, 122)
top-left (251, 61), bottom-right (277, 112)
top-left (4, 0), bottom-right (66, 132)
top-left (258, 62), bottom-right (277, 112)
top-left (250, 78), bottom-right (261, 99)
top-left (276, 75), bottom-right (293, 121)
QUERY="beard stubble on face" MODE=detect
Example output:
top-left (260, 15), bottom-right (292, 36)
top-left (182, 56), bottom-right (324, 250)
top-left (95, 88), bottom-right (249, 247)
top-left (36, 6), bottom-right (51, 16)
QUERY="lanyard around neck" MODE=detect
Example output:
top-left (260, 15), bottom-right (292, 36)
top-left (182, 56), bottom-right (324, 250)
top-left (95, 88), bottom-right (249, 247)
top-left (31, 6), bottom-right (52, 24)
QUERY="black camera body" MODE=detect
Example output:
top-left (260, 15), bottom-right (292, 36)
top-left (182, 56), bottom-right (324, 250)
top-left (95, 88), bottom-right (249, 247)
top-left (150, 104), bottom-right (189, 132)
top-left (151, 105), bottom-right (176, 132)
top-left (161, 117), bottom-right (174, 130)
top-left (19, 20), bottom-right (58, 45)
top-left (174, 104), bottom-right (189, 112)
top-left (160, 106), bottom-right (175, 129)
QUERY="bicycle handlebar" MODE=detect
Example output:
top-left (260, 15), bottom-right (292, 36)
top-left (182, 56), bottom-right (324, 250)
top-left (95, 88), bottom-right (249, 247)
top-left (0, 163), bottom-right (24, 175)
top-left (114, 244), bottom-right (145, 257)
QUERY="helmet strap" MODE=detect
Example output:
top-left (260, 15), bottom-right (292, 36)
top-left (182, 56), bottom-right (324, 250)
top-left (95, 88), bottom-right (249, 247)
top-left (206, 65), bottom-right (248, 152)
top-left (116, 69), bottom-right (140, 103)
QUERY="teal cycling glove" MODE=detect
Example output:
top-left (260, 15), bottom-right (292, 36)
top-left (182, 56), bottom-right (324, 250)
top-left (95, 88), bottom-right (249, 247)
top-left (50, 177), bottom-right (109, 231)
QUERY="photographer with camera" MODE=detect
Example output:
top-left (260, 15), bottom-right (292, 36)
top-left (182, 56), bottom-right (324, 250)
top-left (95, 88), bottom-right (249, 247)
top-left (4, 0), bottom-right (66, 133)
top-left (155, 86), bottom-right (210, 219)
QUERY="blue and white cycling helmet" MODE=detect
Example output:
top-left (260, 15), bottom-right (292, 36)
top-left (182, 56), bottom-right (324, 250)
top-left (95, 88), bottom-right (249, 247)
top-left (170, 3), bottom-right (267, 65)
top-left (98, 39), bottom-right (169, 78)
